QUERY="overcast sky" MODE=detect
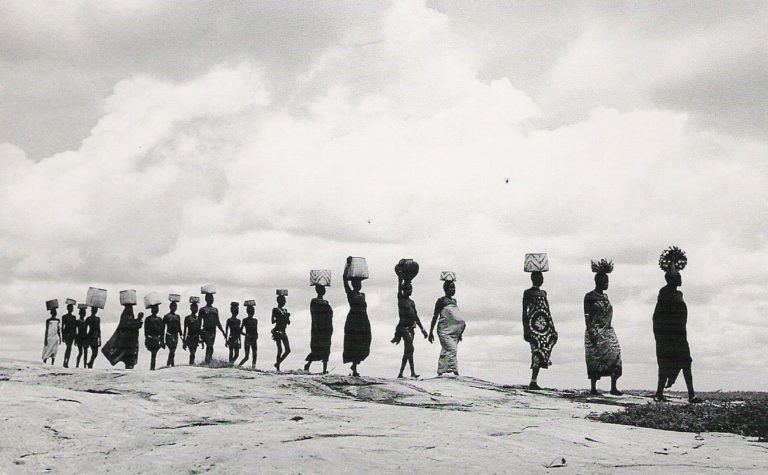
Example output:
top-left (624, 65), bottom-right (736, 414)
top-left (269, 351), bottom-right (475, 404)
top-left (1, 0), bottom-right (766, 390)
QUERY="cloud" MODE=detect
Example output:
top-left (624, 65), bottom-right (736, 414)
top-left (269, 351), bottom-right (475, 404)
top-left (0, 0), bottom-right (766, 389)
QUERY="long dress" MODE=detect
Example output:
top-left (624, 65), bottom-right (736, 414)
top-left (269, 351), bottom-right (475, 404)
top-left (653, 285), bottom-right (692, 385)
top-left (434, 296), bottom-right (465, 374)
top-left (583, 290), bottom-right (622, 379)
top-left (42, 318), bottom-right (60, 360)
top-left (306, 298), bottom-right (333, 362)
top-left (522, 287), bottom-right (558, 369)
top-left (102, 311), bottom-right (143, 367)
top-left (343, 291), bottom-right (371, 364)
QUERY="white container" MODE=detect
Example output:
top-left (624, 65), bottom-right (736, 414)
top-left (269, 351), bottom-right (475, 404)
top-left (276, 289), bottom-right (289, 297)
top-left (46, 299), bottom-right (59, 311)
top-left (345, 257), bottom-right (369, 280)
top-left (144, 292), bottom-right (162, 309)
top-left (77, 303), bottom-right (88, 310)
top-left (189, 296), bottom-right (201, 304)
top-left (65, 298), bottom-right (77, 306)
top-left (244, 300), bottom-right (256, 307)
top-left (310, 269), bottom-right (332, 286)
top-left (169, 294), bottom-right (181, 303)
top-left (440, 271), bottom-right (456, 282)
top-left (201, 284), bottom-right (217, 295)
top-left (120, 289), bottom-right (137, 306)
top-left (524, 253), bottom-right (549, 273)
top-left (86, 287), bottom-right (107, 309)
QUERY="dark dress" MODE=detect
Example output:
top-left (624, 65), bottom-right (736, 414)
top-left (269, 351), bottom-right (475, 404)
top-left (653, 285), bottom-right (692, 384)
top-left (343, 290), bottom-right (371, 364)
top-left (583, 290), bottom-right (622, 380)
top-left (102, 311), bottom-right (143, 367)
top-left (306, 298), bottom-right (333, 362)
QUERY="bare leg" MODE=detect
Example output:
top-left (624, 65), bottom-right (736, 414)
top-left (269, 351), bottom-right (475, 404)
top-left (304, 361), bottom-right (311, 372)
top-left (351, 362), bottom-right (359, 377)
top-left (408, 356), bottom-right (418, 378)
top-left (64, 341), bottom-right (73, 367)
top-left (76, 345), bottom-right (84, 367)
top-left (590, 378), bottom-right (599, 395)
top-left (275, 340), bottom-right (283, 371)
top-left (238, 344), bottom-right (249, 367)
top-left (150, 350), bottom-right (157, 370)
top-left (322, 359), bottom-right (328, 374)
top-left (398, 355), bottom-right (407, 378)
top-left (683, 367), bottom-right (701, 403)
top-left (278, 338), bottom-right (291, 365)
top-left (83, 347), bottom-right (89, 368)
top-left (529, 368), bottom-right (541, 390)
top-left (87, 347), bottom-right (97, 368)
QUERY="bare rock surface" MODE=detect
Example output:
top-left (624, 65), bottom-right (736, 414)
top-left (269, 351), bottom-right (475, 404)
top-left (0, 359), bottom-right (763, 473)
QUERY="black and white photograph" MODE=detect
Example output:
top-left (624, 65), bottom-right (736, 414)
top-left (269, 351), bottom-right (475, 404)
top-left (1, 1), bottom-right (766, 472)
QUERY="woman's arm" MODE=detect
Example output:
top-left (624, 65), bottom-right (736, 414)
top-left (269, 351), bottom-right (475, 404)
top-left (522, 292), bottom-right (531, 342)
top-left (584, 295), bottom-right (596, 342)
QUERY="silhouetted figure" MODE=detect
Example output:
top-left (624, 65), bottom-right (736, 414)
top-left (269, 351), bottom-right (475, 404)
top-left (163, 301), bottom-right (183, 367)
top-left (653, 246), bottom-right (701, 403)
top-left (343, 257), bottom-right (371, 377)
top-left (102, 305), bottom-right (143, 369)
top-left (522, 271), bottom-right (558, 390)
top-left (61, 300), bottom-right (77, 368)
top-left (304, 285), bottom-right (333, 374)
top-left (144, 305), bottom-right (164, 370)
top-left (225, 302), bottom-right (242, 364)
top-left (238, 301), bottom-right (258, 368)
top-left (183, 299), bottom-right (203, 365)
top-left (42, 307), bottom-right (61, 365)
top-left (200, 293), bottom-right (224, 365)
top-left (393, 277), bottom-right (428, 379)
top-left (272, 293), bottom-right (291, 371)
top-left (428, 280), bottom-right (466, 376)
top-left (84, 307), bottom-right (101, 368)
top-left (75, 304), bottom-right (88, 367)
top-left (584, 259), bottom-right (622, 395)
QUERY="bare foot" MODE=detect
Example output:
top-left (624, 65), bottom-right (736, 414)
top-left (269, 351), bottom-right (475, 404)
top-left (590, 389), bottom-right (600, 395)
top-left (528, 382), bottom-right (542, 390)
top-left (653, 394), bottom-right (667, 402)
top-left (610, 389), bottom-right (624, 396)
top-left (397, 374), bottom-right (404, 379)
top-left (688, 396), bottom-right (703, 404)
top-left (411, 374), bottom-right (420, 379)
top-left (274, 363), bottom-right (280, 372)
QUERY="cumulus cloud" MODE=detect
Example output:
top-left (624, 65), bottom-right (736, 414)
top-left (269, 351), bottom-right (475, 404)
top-left (0, 0), bottom-right (766, 389)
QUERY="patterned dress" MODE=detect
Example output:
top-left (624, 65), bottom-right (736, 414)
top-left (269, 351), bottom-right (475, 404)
top-left (434, 296), bottom-right (465, 374)
top-left (583, 290), bottom-right (622, 379)
top-left (522, 288), bottom-right (558, 369)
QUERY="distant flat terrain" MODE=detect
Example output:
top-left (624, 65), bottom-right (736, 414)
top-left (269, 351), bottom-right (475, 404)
top-left (0, 359), bottom-right (764, 474)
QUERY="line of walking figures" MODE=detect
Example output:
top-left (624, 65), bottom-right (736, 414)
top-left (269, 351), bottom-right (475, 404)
top-left (40, 248), bottom-right (701, 403)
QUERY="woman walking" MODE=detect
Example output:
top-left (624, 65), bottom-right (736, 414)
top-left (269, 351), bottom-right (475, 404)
top-left (428, 277), bottom-right (465, 376)
top-left (272, 291), bottom-right (291, 372)
top-left (304, 284), bottom-right (334, 374)
top-left (584, 259), bottom-right (622, 395)
top-left (343, 257), bottom-right (371, 377)
top-left (42, 301), bottom-right (61, 365)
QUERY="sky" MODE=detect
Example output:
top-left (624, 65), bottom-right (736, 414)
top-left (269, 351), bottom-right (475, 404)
top-left (1, 0), bottom-right (767, 390)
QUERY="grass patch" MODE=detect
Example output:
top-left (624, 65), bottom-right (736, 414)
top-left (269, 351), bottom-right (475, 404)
top-left (589, 394), bottom-right (768, 441)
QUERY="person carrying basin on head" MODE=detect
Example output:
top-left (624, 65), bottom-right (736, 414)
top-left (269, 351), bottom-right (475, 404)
top-left (60, 299), bottom-right (78, 368)
top-left (143, 292), bottom-right (164, 371)
top-left (42, 299), bottom-right (61, 365)
top-left (392, 260), bottom-right (428, 379)
top-left (428, 272), bottom-right (466, 377)
top-left (199, 285), bottom-right (225, 365)
top-left (238, 300), bottom-right (258, 369)
top-left (183, 296), bottom-right (203, 365)
top-left (163, 294), bottom-right (183, 367)
top-left (522, 254), bottom-right (558, 390)
top-left (342, 257), bottom-right (372, 377)
top-left (225, 302), bottom-right (242, 365)
top-left (584, 259), bottom-right (623, 396)
top-left (272, 290), bottom-right (291, 372)
top-left (305, 270), bottom-right (334, 374)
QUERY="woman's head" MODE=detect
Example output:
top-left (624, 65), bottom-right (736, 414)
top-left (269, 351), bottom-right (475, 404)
top-left (531, 271), bottom-right (544, 287)
top-left (315, 284), bottom-right (326, 297)
top-left (246, 305), bottom-right (255, 317)
top-left (190, 302), bottom-right (199, 314)
top-left (594, 273), bottom-right (609, 291)
top-left (205, 293), bottom-right (214, 305)
top-left (443, 280), bottom-right (456, 297)
top-left (277, 295), bottom-right (286, 307)
top-left (79, 306), bottom-right (88, 317)
top-left (351, 278), bottom-right (363, 292)
top-left (49, 308), bottom-right (57, 318)
top-left (400, 282), bottom-right (413, 297)
top-left (231, 302), bottom-right (239, 316)
top-left (170, 302), bottom-right (177, 313)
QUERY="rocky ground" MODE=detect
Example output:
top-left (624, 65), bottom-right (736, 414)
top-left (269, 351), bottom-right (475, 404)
top-left (0, 358), bottom-right (764, 474)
